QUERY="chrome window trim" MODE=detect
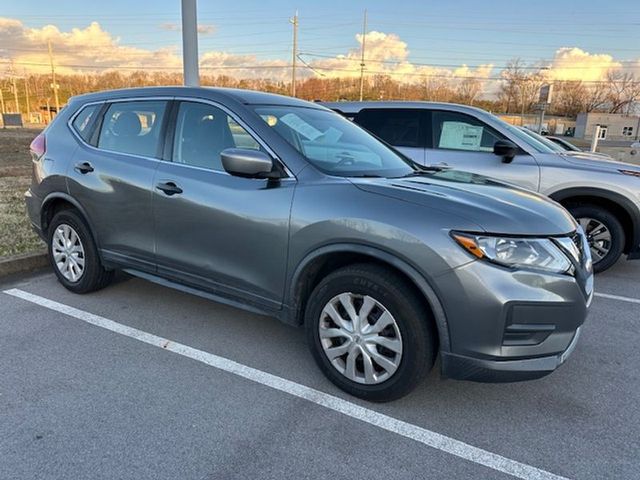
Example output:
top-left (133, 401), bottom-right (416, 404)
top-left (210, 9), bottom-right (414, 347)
top-left (67, 95), bottom-right (296, 180)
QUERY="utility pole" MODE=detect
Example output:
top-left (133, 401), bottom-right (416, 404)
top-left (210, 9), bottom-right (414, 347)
top-left (290, 11), bottom-right (298, 97)
top-left (24, 70), bottom-right (31, 120)
top-left (181, 0), bottom-right (200, 86)
top-left (358, 9), bottom-right (367, 102)
top-left (11, 76), bottom-right (20, 114)
top-left (48, 40), bottom-right (60, 117)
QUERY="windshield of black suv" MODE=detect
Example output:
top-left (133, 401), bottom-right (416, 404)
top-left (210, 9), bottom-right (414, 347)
top-left (253, 106), bottom-right (415, 177)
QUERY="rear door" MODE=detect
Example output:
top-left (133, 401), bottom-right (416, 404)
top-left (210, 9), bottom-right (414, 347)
top-left (353, 108), bottom-right (427, 164)
top-left (425, 109), bottom-right (540, 191)
top-left (67, 99), bottom-right (169, 271)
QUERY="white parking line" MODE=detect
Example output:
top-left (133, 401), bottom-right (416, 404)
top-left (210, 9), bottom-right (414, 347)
top-left (594, 292), bottom-right (640, 305)
top-left (4, 287), bottom-right (571, 480)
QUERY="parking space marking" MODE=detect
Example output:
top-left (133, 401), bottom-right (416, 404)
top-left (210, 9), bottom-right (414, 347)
top-left (594, 292), bottom-right (640, 305)
top-left (4, 287), bottom-right (571, 480)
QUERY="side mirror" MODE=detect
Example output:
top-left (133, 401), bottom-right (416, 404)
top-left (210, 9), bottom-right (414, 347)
top-left (221, 148), bottom-right (277, 179)
top-left (493, 140), bottom-right (518, 163)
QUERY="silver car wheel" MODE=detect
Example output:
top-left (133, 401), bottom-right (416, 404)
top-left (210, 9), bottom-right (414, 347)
top-left (578, 217), bottom-right (612, 263)
top-left (52, 223), bottom-right (86, 283)
top-left (319, 293), bottom-right (403, 385)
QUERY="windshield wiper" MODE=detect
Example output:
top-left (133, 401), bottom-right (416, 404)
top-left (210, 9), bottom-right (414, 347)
top-left (402, 165), bottom-right (445, 177)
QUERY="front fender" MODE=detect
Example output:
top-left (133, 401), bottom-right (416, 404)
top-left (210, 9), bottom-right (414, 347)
top-left (284, 242), bottom-right (452, 353)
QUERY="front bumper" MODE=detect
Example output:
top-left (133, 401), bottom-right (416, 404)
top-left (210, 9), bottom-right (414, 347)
top-left (435, 256), bottom-right (592, 383)
top-left (441, 327), bottom-right (582, 382)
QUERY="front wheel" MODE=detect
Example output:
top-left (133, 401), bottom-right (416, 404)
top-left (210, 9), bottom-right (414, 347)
top-left (305, 263), bottom-right (436, 402)
top-left (568, 205), bottom-right (624, 273)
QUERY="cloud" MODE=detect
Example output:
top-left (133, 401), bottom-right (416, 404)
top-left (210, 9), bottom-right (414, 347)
top-left (306, 30), bottom-right (493, 83)
top-left (159, 22), bottom-right (216, 35)
top-left (546, 47), bottom-right (622, 82)
top-left (0, 17), bottom-right (281, 78)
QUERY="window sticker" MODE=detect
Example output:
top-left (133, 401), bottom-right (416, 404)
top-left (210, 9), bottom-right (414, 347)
top-left (439, 121), bottom-right (483, 150)
top-left (280, 113), bottom-right (324, 141)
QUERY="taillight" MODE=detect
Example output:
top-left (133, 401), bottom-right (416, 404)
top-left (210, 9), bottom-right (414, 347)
top-left (30, 133), bottom-right (46, 161)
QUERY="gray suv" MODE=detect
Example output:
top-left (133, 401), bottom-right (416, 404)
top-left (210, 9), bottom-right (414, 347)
top-left (323, 101), bottom-right (640, 272)
top-left (26, 87), bottom-right (592, 401)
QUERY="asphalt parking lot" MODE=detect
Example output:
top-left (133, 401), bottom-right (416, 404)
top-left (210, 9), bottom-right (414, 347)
top-left (1, 260), bottom-right (639, 480)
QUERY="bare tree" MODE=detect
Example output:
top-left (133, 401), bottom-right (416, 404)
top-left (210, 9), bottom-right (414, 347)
top-left (606, 71), bottom-right (640, 114)
top-left (499, 59), bottom-right (544, 115)
top-left (456, 77), bottom-right (482, 105)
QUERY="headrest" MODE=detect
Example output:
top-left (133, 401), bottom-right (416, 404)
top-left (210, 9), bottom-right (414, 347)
top-left (113, 111), bottom-right (142, 136)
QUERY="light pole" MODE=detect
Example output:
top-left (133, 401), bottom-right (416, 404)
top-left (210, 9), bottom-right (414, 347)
top-left (181, 0), bottom-right (200, 86)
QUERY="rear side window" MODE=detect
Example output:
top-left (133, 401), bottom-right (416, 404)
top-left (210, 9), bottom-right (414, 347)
top-left (97, 101), bottom-right (167, 158)
top-left (71, 104), bottom-right (99, 142)
top-left (355, 109), bottom-right (425, 148)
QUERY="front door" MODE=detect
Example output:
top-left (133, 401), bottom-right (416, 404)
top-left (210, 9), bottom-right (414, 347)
top-left (153, 100), bottom-right (295, 309)
top-left (425, 110), bottom-right (540, 191)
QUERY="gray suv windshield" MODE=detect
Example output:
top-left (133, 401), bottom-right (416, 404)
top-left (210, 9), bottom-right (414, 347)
top-left (253, 106), bottom-right (414, 178)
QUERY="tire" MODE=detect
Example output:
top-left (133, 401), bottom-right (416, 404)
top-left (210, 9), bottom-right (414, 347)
top-left (47, 209), bottom-right (113, 293)
top-left (305, 263), bottom-right (436, 402)
top-left (568, 205), bottom-right (625, 273)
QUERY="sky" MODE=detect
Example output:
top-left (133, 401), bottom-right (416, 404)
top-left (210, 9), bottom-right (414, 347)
top-left (1, 0), bottom-right (639, 87)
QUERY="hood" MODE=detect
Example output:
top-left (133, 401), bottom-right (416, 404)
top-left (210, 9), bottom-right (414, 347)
top-left (351, 170), bottom-right (577, 236)
top-left (561, 152), bottom-right (640, 172)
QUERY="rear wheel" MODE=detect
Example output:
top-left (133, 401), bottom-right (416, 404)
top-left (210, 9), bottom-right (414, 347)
top-left (48, 209), bottom-right (113, 293)
top-left (305, 263), bottom-right (436, 402)
top-left (568, 205), bottom-right (624, 273)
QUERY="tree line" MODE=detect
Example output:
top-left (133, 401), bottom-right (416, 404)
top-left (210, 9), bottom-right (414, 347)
top-left (0, 58), bottom-right (638, 118)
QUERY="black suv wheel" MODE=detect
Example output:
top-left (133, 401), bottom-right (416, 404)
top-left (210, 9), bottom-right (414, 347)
top-left (569, 205), bottom-right (624, 273)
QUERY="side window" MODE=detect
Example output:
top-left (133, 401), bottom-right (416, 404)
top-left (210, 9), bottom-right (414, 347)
top-left (71, 104), bottom-right (99, 142)
top-left (355, 109), bottom-right (424, 147)
top-left (97, 101), bottom-right (167, 157)
top-left (431, 111), bottom-right (505, 152)
top-left (172, 102), bottom-right (263, 171)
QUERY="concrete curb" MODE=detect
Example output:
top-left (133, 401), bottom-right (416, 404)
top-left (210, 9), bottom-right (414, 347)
top-left (0, 250), bottom-right (48, 278)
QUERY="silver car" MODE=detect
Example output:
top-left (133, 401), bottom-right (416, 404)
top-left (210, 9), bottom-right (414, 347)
top-left (324, 101), bottom-right (640, 272)
top-left (26, 87), bottom-right (592, 401)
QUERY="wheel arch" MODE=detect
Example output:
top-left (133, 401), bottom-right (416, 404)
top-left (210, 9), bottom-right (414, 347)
top-left (549, 187), bottom-right (640, 255)
top-left (41, 192), bottom-right (103, 260)
top-left (284, 243), bottom-right (451, 353)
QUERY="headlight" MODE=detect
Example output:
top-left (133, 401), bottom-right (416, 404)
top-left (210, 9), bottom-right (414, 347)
top-left (452, 232), bottom-right (572, 274)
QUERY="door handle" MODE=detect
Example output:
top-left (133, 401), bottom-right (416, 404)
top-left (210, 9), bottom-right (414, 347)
top-left (156, 181), bottom-right (183, 196)
top-left (74, 162), bottom-right (94, 174)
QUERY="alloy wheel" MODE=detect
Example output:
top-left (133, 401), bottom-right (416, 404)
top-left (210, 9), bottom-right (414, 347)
top-left (52, 223), bottom-right (86, 282)
top-left (318, 292), bottom-right (403, 385)
top-left (578, 217), bottom-right (612, 263)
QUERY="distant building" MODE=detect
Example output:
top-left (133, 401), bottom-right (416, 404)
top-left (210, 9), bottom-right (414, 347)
top-left (575, 112), bottom-right (640, 141)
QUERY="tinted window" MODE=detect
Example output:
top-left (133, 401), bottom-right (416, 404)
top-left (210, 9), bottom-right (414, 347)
top-left (97, 101), bottom-right (167, 157)
top-left (71, 104), bottom-right (99, 141)
top-left (254, 106), bottom-right (414, 178)
top-left (431, 111), bottom-right (505, 152)
top-left (172, 101), bottom-right (262, 171)
top-left (355, 109), bottom-right (424, 147)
